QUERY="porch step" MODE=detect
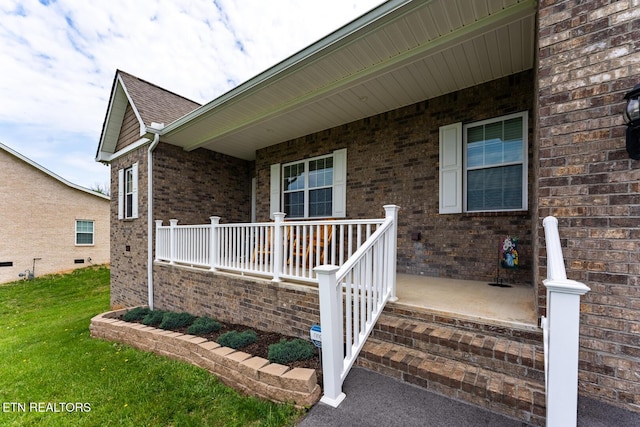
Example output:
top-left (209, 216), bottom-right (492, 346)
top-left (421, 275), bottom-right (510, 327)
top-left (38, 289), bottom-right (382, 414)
top-left (356, 310), bottom-right (546, 425)
top-left (358, 337), bottom-right (546, 425)
top-left (371, 313), bottom-right (545, 383)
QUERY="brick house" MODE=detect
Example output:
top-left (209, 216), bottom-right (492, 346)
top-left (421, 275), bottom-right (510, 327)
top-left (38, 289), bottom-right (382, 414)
top-left (0, 142), bottom-right (110, 284)
top-left (96, 0), bottom-right (640, 423)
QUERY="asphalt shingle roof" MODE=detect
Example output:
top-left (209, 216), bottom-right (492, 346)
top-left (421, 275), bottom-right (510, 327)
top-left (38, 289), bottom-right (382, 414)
top-left (118, 70), bottom-right (201, 127)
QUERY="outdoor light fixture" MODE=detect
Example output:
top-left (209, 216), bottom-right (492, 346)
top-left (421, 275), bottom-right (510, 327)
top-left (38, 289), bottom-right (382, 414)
top-left (623, 83), bottom-right (640, 159)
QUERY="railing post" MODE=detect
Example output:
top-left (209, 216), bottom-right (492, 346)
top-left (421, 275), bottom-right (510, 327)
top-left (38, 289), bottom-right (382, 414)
top-left (169, 219), bottom-right (178, 265)
top-left (383, 205), bottom-right (400, 302)
top-left (272, 212), bottom-right (286, 282)
top-left (542, 216), bottom-right (590, 427)
top-left (210, 216), bottom-right (221, 271)
top-left (315, 265), bottom-right (346, 407)
top-left (154, 220), bottom-right (163, 262)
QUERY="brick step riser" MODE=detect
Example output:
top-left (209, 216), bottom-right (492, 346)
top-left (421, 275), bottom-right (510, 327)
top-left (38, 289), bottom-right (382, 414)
top-left (384, 304), bottom-right (543, 345)
top-left (371, 326), bottom-right (545, 383)
top-left (356, 338), bottom-right (546, 426)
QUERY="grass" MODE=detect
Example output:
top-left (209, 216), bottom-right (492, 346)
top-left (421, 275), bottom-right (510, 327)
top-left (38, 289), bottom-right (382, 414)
top-left (0, 266), bottom-right (304, 426)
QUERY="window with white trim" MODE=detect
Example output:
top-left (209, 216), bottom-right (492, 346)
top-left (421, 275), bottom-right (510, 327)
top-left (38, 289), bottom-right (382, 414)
top-left (125, 167), bottom-right (135, 217)
top-left (283, 155), bottom-right (334, 218)
top-left (270, 149), bottom-right (346, 219)
top-left (439, 112), bottom-right (527, 214)
top-left (118, 163), bottom-right (138, 219)
top-left (75, 220), bottom-right (94, 245)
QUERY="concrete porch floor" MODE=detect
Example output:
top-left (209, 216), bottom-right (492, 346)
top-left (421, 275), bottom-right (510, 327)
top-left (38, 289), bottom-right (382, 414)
top-left (393, 273), bottom-right (539, 330)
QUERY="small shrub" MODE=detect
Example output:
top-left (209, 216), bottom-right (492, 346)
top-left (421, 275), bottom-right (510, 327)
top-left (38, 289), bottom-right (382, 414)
top-left (217, 330), bottom-right (257, 349)
top-left (142, 310), bottom-right (166, 326)
top-left (268, 338), bottom-right (316, 365)
top-left (123, 307), bottom-right (150, 322)
top-left (159, 312), bottom-right (196, 330)
top-left (187, 317), bottom-right (221, 335)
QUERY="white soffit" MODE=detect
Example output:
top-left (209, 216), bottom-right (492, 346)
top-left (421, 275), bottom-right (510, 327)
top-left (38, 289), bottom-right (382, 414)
top-left (162, 0), bottom-right (536, 160)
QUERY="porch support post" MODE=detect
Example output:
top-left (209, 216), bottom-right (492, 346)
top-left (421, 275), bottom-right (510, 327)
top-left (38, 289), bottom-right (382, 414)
top-left (383, 205), bottom-right (400, 302)
top-left (542, 216), bottom-right (590, 427)
top-left (154, 220), bottom-right (163, 262)
top-left (315, 265), bottom-right (346, 407)
top-left (272, 212), bottom-right (286, 282)
top-left (210, 216), bottom-right (221, 271)
top-left (169, 219), bottom-right (178, 265)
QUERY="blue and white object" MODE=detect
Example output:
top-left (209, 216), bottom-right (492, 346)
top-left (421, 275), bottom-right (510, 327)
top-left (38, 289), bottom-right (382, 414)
top-left (310, 325), bottom-right (322, 348)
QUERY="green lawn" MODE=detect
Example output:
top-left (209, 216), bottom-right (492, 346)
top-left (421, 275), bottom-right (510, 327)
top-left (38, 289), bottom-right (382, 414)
top-left (0, 266), bottom-right (304, 426)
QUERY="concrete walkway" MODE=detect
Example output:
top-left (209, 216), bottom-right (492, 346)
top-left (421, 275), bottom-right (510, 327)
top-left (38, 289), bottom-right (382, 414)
top-left (297, 367), bottom-right (639, 427)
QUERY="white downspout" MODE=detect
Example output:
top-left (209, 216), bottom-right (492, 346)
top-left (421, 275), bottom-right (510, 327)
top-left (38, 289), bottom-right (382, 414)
top-left (146, 124), bottom-right (162, 310)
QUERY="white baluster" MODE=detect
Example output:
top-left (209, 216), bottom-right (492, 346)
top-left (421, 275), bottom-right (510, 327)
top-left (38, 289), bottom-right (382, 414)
top-left (210, 217), bottom-right (220, 271)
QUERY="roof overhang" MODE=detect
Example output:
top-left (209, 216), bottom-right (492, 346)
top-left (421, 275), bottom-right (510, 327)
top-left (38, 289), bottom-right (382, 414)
top-left (160, 0), bottom-right (537, 160)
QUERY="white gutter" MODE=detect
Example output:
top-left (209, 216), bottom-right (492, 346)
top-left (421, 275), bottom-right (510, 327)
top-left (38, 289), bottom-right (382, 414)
top-left (146, 123), bottom-right (163, 310)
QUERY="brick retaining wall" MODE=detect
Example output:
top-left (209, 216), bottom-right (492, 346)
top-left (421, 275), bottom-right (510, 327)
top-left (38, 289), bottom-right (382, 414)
top-left (90, 309), bottom-right (321, 407)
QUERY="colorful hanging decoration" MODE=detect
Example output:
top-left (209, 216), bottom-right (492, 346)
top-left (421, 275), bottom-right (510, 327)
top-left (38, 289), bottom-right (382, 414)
top-left (501, 236), bottom-right (519, 269)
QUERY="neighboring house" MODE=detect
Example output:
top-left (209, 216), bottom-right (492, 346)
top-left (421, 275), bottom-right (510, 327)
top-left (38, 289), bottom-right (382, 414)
top-left (96, 0), bottom-right (639, 423)
top-left (0, 143), bottom-right (110, 284)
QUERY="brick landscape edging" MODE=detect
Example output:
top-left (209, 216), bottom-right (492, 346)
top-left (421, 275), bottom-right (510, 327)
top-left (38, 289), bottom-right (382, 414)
top-left (89, 309), bottom-right (321, 407)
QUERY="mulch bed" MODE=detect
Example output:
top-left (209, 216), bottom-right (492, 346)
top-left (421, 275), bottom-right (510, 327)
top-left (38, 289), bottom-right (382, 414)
top-left (119, 316), bottom-right (323, 386)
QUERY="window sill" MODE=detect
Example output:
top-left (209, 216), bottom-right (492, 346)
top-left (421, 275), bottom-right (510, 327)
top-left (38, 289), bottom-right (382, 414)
top-left (463, 210), bottom-right (529, 218)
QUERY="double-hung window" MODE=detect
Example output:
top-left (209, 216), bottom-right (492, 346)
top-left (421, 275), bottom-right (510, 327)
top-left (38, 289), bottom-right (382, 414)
top-left (283, 156), bottom-right (334, 218)
top-left (270, 149), bottom-right (346, 219)
top-left (439, 112), bottom-right (527, 213)
top-left (118, 163), bottom-right (138, 219)
top-left (125, 167), bottom-right (135, 218)
top-left (75, 220), bottom-right (94, 245)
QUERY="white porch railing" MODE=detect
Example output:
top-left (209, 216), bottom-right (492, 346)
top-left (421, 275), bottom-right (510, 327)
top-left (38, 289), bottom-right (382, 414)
top-left (155, 205), bottom-right (400, 407)
top-left (155, 211), bottom-right (387, 283)
top-left (315, 205), bottom-right (399, 407)
top-left (541, 216), bottom-right (590, 427)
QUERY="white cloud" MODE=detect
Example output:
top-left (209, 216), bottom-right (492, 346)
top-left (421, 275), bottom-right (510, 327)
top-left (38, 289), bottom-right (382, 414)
top-left (0, 0), bottom-right (385, 188)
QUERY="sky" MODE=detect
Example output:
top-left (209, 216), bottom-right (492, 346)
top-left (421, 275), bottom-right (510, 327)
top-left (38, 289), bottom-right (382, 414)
top-left (0, 0), bottom-right (386, 191)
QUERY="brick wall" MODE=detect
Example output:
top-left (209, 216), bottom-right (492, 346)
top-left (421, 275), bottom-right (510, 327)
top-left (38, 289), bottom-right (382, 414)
top-left (153, 143), bottom-right (252, 225)
top-left (0, 148), bottom-right (110, 284)
top-left (110, 149), bottom-right (149, 308)
top-left (256, 71), bottom-right (535, 285)
top-left (537, 0), bottom-right (640, 411)
top-left (109, 142), bottom-right (253, 308)
top-left (153, 264), bottom-right (320, 339)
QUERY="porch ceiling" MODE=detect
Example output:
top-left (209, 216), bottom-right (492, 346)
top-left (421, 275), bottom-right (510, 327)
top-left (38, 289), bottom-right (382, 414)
top-left (161, 0), bottom-right (537, 160)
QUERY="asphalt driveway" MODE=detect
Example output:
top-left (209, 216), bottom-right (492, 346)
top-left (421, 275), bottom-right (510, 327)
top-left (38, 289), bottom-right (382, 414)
top-left (297, 367), bottom-right (639, 427)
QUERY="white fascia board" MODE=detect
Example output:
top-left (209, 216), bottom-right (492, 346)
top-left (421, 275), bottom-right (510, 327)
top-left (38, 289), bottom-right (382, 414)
top-left (97, 137), bottom-right (152, 164)
top-left (0, 142), bottom-right (110, 200)
top-left (95, 74), bottom-right (147, 163)
top-left (116, 74), bottom-right (146, 137)
top-left (97, 123), bottom-right (162, 163)
top-left (96, 80), bottom-right (124, 161)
